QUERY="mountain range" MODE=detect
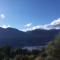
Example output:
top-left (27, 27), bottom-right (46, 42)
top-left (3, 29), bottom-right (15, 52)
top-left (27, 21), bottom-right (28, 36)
top-left (0, 27), bottom-right (60, 48)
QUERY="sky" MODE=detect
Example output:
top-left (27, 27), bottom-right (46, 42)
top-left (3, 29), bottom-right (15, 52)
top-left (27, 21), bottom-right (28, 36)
top-left (0, 0), bottom-right (60, 31)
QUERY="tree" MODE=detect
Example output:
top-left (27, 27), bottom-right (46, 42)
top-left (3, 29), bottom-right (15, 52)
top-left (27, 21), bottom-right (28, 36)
top-left (15, 48), bottom-right (22, 55)
top-left (45, 56), bottom-right (57, 60)
top-left (32, 49), bottom-right (40, 55)
top-left (46, 33), bottom-right (60, 60)
top-left (0, 45), bottom-right (12, 60)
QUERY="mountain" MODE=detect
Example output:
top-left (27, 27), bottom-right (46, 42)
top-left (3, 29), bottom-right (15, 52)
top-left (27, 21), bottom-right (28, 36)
top-left (0, 27), bottom-right (60, 48)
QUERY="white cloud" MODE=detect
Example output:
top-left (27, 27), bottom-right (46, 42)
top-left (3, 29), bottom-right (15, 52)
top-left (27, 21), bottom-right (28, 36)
top-left (25, 23), bottom-right (32, 27)
top-left (1, 25), bottom-right (11, 28)
top-left (0, 14), bottom-right (5, 19)
top-left (50, 18), bottom-right (60, 26)
top-left (21, 18), bottom-right (60, 31)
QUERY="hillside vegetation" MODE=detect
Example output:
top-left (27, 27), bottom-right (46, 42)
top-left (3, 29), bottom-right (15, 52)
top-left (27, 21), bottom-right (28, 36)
top-left (0, 32), bottom-right (60, 60)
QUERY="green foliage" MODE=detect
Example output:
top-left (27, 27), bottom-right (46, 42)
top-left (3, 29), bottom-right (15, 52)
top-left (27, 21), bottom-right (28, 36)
top-left (13, 55), bottom-right (22, 60)
top-left (45, 56), bottom-right (56, 60)
top-left (46, 33), bottom-right (60, 60)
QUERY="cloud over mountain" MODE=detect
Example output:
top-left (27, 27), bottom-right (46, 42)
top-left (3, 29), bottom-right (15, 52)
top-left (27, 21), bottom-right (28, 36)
top-left (1, 25), bottom-right (11, 28)
top-left (22, 18), bottom-right (60, 31)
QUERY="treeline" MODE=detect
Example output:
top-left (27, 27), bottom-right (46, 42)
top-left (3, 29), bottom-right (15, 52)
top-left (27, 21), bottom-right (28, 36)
top-left (0, 45), bottom-right (46, 60)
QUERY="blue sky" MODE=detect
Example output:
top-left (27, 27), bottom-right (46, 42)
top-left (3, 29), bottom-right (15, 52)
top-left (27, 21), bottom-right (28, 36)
top-left (0, 0), bottom-right (60, 31)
